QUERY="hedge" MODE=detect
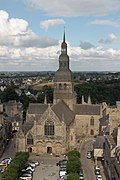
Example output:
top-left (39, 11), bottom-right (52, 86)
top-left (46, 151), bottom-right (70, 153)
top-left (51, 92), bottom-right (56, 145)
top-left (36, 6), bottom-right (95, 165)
top-left (66, 150), bottom-right (81, 178)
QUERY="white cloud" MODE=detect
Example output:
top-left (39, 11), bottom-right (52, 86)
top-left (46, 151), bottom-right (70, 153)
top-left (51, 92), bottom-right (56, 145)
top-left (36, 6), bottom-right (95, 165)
top-left (25, 0), bottom-right (120, 16)
top-left (0, 10), bottom-right (58, 48)
top-left (0, 41), bottom-right (120, 71)
top-left (80, 41), bottom-right (94, 50)
top-left (99, 33), bottom-right (117, 44)
top-left (90, 19), bottom-right (120, 27)
top-left (40, 19), bottom-right (65, 30)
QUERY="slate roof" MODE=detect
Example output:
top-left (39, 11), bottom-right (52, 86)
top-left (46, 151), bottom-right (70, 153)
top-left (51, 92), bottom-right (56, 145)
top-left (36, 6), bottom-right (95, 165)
top-left (105, 135), bottom-right (116, 148)
top-left (74, 104), bottom-right (101, 115)
top-left (52, 100), bottom-right (75, 125)
top-left (93, 136), bottom-right (105, 149)
top-left (21, 120), bottom-right (34, 135)
top-left (99, 115), bottom-right (109, 126)
top-left (28, 103), bottom-right (48, 114)
top-left (4, 115), bottom-right (22, 122)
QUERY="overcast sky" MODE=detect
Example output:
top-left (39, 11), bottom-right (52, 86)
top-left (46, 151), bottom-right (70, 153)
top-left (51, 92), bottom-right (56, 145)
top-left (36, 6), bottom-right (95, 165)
top-left (0, 0), bottom-right (120, 71)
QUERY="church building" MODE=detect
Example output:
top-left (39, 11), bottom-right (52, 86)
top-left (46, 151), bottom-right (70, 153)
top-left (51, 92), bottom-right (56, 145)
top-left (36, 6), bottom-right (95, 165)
top-left (16, 32), bottom-right (102, 155)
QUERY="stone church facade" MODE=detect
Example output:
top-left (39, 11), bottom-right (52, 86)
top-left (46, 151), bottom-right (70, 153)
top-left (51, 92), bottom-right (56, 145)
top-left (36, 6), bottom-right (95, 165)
top-left (16, 32), bottom-right (102, 155)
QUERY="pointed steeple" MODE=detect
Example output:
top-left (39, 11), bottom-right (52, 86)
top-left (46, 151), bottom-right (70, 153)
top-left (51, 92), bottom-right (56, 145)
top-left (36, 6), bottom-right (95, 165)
top-left (63, 27), bottom-right (65, 43)
top-left (82, 95), bottom-right (85, 104)
top-left (61, 29), bottom-right (67, 55)
top-left (88, 95), bottom-right (91, 104)
top-left (44, 95), bottom-right (47, 104)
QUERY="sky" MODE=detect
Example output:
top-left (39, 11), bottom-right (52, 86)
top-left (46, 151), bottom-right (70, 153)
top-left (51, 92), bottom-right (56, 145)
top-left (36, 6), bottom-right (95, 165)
top-left (0, 0), bottom-right (120, 71)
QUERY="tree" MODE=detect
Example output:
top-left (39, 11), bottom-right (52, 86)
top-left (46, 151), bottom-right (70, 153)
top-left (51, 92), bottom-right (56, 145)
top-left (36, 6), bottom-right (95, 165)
top-left (67, 150), bottom-right (80, 158)
top-left (67, 172), bottom-right (80, 180)
top-left (67, 158), bottom-right (81, 174)
top-left (1, 86), bottom-right (19, 102)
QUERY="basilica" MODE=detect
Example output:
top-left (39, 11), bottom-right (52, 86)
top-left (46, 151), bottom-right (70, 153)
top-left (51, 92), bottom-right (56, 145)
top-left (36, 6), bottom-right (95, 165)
top-left (16, 32), bottom-right (102, 155)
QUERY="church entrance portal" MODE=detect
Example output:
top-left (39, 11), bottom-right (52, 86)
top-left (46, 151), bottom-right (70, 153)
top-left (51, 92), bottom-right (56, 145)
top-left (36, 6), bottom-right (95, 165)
top-left (28, 147), bottom-right (32, 153)
top-left (47, 147), bottom-right (52, 154)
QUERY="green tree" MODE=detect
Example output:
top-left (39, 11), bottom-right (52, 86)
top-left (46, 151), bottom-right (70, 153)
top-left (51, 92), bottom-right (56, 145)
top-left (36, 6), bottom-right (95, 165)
top-left (67, 158), bottom-right (81, 174)
top-left (1, 86), bottom-right (19, 102)
top-left (67, 150), bottom-right (80, 158)
top-left (67, 172), bottom-right (80, 180)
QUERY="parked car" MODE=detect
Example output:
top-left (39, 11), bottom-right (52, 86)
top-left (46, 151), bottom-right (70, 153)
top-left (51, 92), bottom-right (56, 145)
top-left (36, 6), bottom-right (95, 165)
top-left (87, 151), bottom-right (92, 159)
top-left (0, 157), bottom-right (12, 165)
top-left (0, 165), bottom-right (7, 174)
top-left (94, 165), bottom-right (100, 175)
top-left (24, 166), bottom-right (35, 172)
top-left (56, 159), bottom-right (67, 166)
top-left (79, 169), bottom-right (84, 180)
top-left (59, 175), bottom-right (67, 180)
top-left (29, 161), bottom-right (39, 166)
top-left (96, 175), bottom-right (102, 180)
top-left (21, 169), bottom-right (33, 175)
top-left (19, 173), bottom-right (32, 180)
top-left (59, 167), bottom-right (67, 178)
top-left (26, 162), bottom-right (36, 168)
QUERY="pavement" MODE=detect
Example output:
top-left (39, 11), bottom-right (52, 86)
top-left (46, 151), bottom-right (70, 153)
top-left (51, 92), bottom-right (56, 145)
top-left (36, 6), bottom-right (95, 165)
top-left (29, 153), bottom-right (64, 180)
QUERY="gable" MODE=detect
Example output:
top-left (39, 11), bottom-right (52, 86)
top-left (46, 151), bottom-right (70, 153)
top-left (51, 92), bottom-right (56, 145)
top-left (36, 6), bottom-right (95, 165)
top-left (38, 105), bottom-right (61, 125)
top-left (52, 100), bottom-right (75, 125)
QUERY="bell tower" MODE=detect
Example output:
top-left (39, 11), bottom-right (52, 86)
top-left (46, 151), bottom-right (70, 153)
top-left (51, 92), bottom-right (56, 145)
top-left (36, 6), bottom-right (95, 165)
top-left (53, 31), bottom-right (76, 110)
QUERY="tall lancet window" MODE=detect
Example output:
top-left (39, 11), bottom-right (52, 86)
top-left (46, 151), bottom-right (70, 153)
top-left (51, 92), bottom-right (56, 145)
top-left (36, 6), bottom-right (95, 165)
top-left (90, 116), bottom-right (94, 126)
top-left (27, 133), bottom-right (33, 145)
top-left (44, 120), bottom-right (54, 136)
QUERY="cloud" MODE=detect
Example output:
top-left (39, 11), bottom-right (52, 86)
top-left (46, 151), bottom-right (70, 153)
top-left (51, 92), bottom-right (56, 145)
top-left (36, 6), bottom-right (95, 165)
top-left (25, 0), bottom-right (120, 17)
top-left (80, 41), bottom-right (94, 50)
top-left (99, 33), bottom-right (117, 44)
top-left (0, 41), bottom-right (120, 71)
top-left (40, 19), bottom-right (65, 30)
top-left (90, 19), bottom-right (120, 27)
top-left (0, 10), bottom-right (58, 48)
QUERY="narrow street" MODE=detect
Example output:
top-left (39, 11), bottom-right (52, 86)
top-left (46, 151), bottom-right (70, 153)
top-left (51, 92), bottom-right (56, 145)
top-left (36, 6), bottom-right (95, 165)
top-left (0, 138), bottom-right (16, 180)
top-left (80, 139), bottom-right (96, 180)
top-left (80, 138), bottom-right (106, 180)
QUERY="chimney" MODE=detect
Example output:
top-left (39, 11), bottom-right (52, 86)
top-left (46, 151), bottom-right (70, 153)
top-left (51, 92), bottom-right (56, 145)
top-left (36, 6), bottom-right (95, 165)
top-left (117, 124), bottom-right (120, 146)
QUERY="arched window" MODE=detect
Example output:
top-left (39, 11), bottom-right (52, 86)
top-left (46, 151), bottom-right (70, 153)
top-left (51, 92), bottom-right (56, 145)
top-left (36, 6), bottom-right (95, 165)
top-left (90, 129), bottom-right (94, 135)
top-left (64, 83), bottom-right (67, 90)
top-left (59, 83), bottom-right (62, 90)
top-left (44, 120), bottom-right (54, 136)
top-left (27, 133), bottom-right (33, 145)
top-left (90, 116), bottom-right (94, 126)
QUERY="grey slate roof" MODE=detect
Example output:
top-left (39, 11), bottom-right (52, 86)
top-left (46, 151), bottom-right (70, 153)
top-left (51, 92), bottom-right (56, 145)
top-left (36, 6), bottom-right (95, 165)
top-left (105, 135), bottom-right (116, 148)
top-left (4, 115), bottom-right (22, 122)
top-left (99, 115), bottom-right (109, 126)
top-left (74, 104), bottom-right (101, 115)
top-left (22, 121), bottom-right (34, 135)
top-left (52, 100), bottom-right (74, 125)
top-left (93, 136), bottom-right (105, 149)
top-left (28, 103), bottom-right (48, 114)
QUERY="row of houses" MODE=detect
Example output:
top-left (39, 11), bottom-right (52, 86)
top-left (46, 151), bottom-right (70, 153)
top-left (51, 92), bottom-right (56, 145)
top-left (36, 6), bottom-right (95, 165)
top-left (0, 100), bottom-right (23, 157)
top-left (93, 101), bottom-right (120, 180)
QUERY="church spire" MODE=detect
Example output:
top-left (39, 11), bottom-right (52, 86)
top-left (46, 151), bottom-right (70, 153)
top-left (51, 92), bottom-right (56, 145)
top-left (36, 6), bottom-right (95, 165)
top-left (61, 29), bottom-right (67, 55)
top-left (63, 27), bottom-right (65, 43)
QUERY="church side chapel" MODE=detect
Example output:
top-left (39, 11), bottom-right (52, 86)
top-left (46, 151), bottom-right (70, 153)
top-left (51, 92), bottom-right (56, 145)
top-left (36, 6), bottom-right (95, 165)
top-left (16, 32), bottom-right (102, 155)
